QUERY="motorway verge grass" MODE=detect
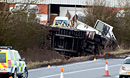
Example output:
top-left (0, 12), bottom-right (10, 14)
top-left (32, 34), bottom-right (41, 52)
top-left (27, 59), bottom-right (63, 69)
top-left (110, 49), bottom-right (130, 55)
top-left (26, 53), bottom-right (115, 69)
top-left (27, 49), bottom-right (130, 69)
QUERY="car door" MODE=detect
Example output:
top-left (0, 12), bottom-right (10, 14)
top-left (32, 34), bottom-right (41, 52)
top-left (13, 51), bottom-right (22, 73)
top-left (9, 51), bottom-right (16, 73)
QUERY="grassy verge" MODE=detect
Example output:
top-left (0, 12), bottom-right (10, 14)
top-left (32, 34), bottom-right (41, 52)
top-left (110, 49), bottom-right (130, 55)
top-left (27, 49), bottom-right (130, 69)
top-left (26, 56), bottom-right (95, 69)
top-left (27, 59), bottom-right (63, 69)
top-left (26, 54), bottom-right (114, 69)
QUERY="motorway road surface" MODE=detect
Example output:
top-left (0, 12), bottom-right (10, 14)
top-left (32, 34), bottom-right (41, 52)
top-left (29, 59), bottom-right (124, 78)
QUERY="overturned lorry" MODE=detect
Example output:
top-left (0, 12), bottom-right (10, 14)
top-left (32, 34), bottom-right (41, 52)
top-left (48, 18), bottom-right (119, 56)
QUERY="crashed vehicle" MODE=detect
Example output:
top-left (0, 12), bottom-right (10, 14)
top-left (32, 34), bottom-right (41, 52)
top-left (48, 17), bottom-right (119, 56)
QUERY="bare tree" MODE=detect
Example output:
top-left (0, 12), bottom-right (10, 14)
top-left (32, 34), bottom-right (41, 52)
top-left (115, 0), bottom-right (130, 48)
top-left (84, 0), bottom-right (130, 48)
top-left (84, 0), bottom-right (118, 27)
top-left (0, 0), bottom-right (48, 50)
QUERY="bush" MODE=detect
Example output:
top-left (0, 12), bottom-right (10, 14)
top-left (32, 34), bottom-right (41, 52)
top-left (84, 0), bottom-right (130, 49)
top-left (0, 4), bottom-right (48, 50)
top-left (0, 3), bottom-right (64, 63)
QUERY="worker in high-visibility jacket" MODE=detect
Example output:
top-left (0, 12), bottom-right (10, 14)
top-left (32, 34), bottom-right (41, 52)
top-left (53, 22), bottom-right (61, 27)
top-left (60, 22), bottom-right (66, 27)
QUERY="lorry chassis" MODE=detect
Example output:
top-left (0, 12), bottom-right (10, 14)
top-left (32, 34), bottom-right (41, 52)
top-left (49, 27), bottom-right (105, 56)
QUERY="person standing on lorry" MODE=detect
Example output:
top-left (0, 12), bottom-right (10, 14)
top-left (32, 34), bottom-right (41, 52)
top-left (61, 22), bottom-right (66, 27)
top-left (55, 22), bottom-right (58, 25)
top-left (53, 22), bottom-right (60, 27)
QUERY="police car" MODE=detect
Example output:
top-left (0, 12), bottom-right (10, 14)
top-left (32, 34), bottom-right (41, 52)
top-left (0, 46), bottom-right (28, 78)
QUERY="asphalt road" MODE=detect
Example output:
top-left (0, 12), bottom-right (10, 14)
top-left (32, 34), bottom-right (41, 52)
top-left (28, 59), bottom-right (124, 78)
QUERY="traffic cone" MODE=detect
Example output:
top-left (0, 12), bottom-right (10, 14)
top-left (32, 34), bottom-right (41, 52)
top-left (48, 65), bottom-right (50, 68)
top-left (104, 61), bottom-right (109, 76)
top-left (9, 76), bottom-right (13, 78)
top-left (60, 68), bottom-right (64, 78)
top-left (94, 58), bottom-right (96, 61)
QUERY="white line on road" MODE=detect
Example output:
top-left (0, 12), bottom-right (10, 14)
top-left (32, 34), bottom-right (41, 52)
top-left (38, 64), bottom-right (121, 78)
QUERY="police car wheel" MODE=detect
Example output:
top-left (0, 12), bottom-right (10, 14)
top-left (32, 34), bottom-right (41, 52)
top-left (22, 69), bottom-right (28, 78)
top-left (19, 69), bottom-right (28, 78)
top-left (13, 70), bottom-right (18, 78)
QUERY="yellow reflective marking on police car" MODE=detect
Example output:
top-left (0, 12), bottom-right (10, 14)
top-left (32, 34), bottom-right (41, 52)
top-left (11, 60), bottom-right (14, 66)
top-left (0, 68), bottom-right (7, 70)
top-left (0, 52), bottom-right (8, 71)
top-left (0, 63), bottom-right (7, 67)
top-left (21, 63), bottom-right (23, 67)
top-left (0, 63), bottom-right (7, 71)
top-left (0, 63), bottom-right (3, 68)
top-left (21, 63), bottom-right (24, 72)
top-left (19, 67), bottom-right (21, 72)
top-left (18, 63), bottom-right (23, 72)
top-left (17, 62), bottom-right (19, 66)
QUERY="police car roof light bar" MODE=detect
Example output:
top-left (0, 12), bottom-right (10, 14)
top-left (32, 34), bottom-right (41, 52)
top-left (0, 46), bottom-right (12, 49)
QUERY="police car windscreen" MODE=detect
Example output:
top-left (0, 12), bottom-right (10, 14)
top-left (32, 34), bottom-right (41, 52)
top-left (0, 53), bottom-right (6, 63)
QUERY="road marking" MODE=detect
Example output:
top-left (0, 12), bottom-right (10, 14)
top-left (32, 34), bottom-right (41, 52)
top-left (57, 60), bottom-right (101, 68)
top-left (67, 59), bottom-right (101, 65)
top-left (38, 64), bottom-right (121, 78)
top-left (28, 66), bottom-right (56, 72)
top-left (29, 60), bottom-right (101, 72)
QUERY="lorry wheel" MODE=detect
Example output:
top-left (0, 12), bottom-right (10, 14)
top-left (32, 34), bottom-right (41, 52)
top-left (18, 69), bottom-right (28, 78)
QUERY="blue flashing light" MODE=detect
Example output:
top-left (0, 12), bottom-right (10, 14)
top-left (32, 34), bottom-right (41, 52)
top-left (0, 46), bottom-right (12, 49)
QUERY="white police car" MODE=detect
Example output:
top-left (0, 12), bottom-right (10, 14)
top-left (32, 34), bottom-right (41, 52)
top-left (0, 46), bottom-right (28, 78)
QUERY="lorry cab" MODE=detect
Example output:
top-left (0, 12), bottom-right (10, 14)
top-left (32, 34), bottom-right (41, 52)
top-left (94, 20), bottom-right (116, 40)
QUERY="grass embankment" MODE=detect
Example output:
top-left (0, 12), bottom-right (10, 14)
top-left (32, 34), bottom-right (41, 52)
top-left (26, 53), bottom-right (115, 69)
top-left (27, 56), bottom-right (95, 69)
top-left (26, 49), bottom-right (130, 69)
top-left (27, 59), bottom-right (63, 69)
top-left (110, 49), bottom-right (130, 55)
